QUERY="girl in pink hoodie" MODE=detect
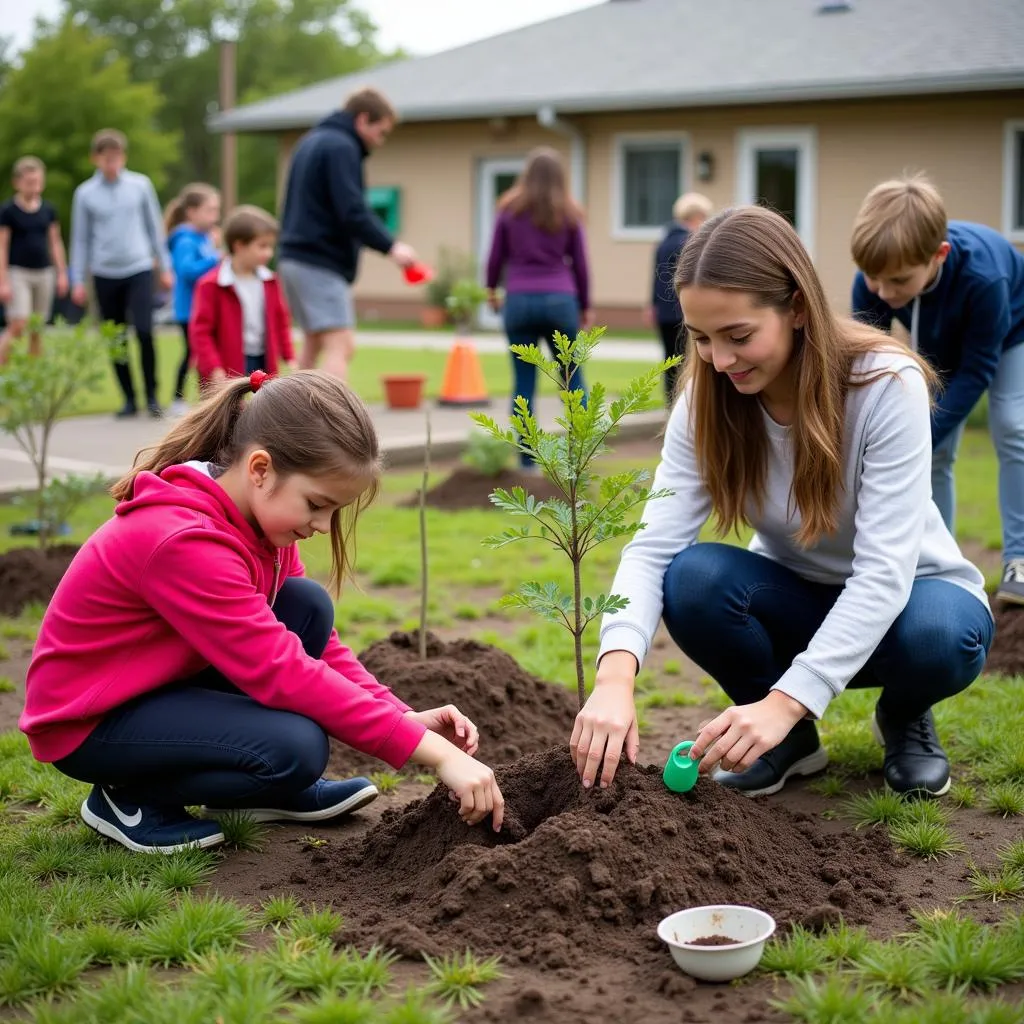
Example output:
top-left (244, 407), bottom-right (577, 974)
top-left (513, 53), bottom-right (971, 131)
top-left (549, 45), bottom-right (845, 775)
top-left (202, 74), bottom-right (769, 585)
top-left (22, 369), bottom-right (504, 853)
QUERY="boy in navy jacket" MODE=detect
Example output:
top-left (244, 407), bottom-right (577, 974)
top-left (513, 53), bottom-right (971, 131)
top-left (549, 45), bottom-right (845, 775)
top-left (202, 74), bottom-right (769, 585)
top-left (851, 175), bottom-right (1024, 605)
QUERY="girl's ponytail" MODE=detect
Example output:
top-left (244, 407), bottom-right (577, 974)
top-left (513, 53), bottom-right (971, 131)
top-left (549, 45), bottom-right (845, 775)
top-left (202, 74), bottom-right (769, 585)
top-left (111, 377), bottom-right (253, 501)
top-left (163, 195), bottom-right (187, 234)
top-left (164, 182), bottom-right (219, 235)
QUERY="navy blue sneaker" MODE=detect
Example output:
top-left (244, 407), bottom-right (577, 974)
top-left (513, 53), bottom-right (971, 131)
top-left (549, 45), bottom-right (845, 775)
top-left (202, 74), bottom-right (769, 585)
top-left (203, 777), bottom-right (379, 823)
top-left (81, 786), bottom-right (225, 854)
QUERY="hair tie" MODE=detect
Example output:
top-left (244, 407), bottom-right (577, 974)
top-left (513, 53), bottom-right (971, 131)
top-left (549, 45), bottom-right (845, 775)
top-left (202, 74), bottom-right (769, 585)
top-left (249, 370), bottom-right (270, 393)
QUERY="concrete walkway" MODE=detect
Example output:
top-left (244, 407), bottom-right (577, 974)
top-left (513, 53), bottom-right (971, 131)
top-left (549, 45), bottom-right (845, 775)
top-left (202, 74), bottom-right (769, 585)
top-left (0, 332), bottom-right (668, 495)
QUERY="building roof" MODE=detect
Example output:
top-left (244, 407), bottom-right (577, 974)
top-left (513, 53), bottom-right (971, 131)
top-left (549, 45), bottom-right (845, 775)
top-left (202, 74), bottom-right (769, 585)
top-left (210, 0), bottom-right (1024, 133)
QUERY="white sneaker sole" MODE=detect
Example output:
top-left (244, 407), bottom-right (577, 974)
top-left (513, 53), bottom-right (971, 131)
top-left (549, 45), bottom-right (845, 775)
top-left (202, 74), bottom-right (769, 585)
top-left (81, 800), bottom-right (225, 854)
top-left (996, 588), bottom-right (1024, 607)
top-left (716, 747), bottom-right (830, 798)
top-left (202, 783), bottom-right (379, 823)
top-left (871, 712), bottom-right (952, 798)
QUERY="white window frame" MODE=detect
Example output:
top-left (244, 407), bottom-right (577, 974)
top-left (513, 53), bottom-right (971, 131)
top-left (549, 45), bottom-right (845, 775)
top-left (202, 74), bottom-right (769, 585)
top-left (1003, 120), bottom-right (1024, 243)
top-left (735, 127), bottom-right (817, 254)
top-left (611, 131), bottom-right (689, 241)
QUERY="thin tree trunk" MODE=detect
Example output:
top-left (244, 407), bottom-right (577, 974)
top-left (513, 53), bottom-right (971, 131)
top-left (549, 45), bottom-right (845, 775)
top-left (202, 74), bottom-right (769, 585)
top-left (419, 412), bottom-right (431, 661)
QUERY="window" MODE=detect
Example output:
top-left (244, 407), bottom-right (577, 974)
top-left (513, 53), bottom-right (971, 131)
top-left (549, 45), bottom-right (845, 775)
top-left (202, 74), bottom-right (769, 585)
top-left (1003, 121), bottom-right (1024, 242)
top-left (736, 129), bottom-right (817, 252)
top-left (613, 134), bottom-right (687, 239)
top-left (367, 186), bottom-right (401, 234)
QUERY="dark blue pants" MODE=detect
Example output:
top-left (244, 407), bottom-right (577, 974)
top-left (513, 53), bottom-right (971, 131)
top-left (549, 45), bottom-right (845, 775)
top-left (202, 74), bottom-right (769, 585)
top-left (662, 543), bottom-right (994, 722)
top-left (93, 271), bottom-right (157, 409)
top-left (503, 291), bottom-right (586, 468)
top-left (55, 577), bottom-right (333, 807)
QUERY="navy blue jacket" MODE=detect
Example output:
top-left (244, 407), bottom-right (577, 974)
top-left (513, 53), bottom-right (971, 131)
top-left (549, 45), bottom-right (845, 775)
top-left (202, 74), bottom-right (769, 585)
top-left (651, 223), bottom-right (690, 324)
top-left (853, 221), bottom-right (1024, 447)
top-left (278, 112), bottom-right (393, 283)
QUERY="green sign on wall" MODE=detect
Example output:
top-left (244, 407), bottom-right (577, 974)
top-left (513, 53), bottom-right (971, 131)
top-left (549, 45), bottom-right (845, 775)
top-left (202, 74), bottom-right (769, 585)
top-left (367, 186), bottom-right (401, 234)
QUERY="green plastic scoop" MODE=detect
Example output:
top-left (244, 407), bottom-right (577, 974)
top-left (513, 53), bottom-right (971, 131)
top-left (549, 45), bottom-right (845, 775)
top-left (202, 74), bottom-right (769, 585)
top-left (663, 740), bottom-right (700, 793)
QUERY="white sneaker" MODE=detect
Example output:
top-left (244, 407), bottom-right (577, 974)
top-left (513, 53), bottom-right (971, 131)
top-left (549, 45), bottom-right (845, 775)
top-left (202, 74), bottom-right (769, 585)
top-left (168, 399), bottom-right (189, 417)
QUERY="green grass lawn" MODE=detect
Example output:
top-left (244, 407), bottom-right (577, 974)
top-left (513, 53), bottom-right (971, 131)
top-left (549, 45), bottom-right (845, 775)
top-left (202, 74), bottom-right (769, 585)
top-left (0, 423), bottom-right (1020, 1020)
top-left (68, 328), bottom-right (655, 417)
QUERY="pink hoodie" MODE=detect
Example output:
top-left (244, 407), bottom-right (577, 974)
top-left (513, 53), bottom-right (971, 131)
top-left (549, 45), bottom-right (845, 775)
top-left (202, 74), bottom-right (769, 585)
top-left (21, 465), bottom-right (426, 768)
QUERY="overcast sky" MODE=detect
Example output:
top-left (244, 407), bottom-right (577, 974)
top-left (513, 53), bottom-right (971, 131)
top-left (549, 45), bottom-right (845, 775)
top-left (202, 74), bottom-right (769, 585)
top-left (6, 0), bottom-right (600, 56)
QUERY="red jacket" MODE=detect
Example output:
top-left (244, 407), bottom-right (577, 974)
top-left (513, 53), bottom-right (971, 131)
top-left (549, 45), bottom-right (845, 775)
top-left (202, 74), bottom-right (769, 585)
top-left (189, 261), bottom-right (295, 378)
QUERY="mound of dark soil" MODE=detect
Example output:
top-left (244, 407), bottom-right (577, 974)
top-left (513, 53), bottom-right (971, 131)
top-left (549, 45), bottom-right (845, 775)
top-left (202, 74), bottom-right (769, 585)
top-left (0, 544), bottom-right (79, 617)
top-left (985, 605), bottom-right (1024, 677)
top-left (318, 748), bottom-right (905, 978)
top-left (401, 466), bottom-right (565, 512)
top-left (327, 631), bottom-right (578, 777)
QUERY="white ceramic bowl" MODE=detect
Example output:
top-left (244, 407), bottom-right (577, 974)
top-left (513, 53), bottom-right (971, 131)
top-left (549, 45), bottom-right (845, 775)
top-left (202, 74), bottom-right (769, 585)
top-left (656, 904), bottom-right (777, 982)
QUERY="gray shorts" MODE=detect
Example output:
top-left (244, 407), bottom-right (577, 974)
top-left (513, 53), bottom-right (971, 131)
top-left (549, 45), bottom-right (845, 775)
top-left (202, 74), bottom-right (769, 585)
top-left (6, 266), bottom-right (55, 321)
top-left (277, 258), bottom-right (355, 333)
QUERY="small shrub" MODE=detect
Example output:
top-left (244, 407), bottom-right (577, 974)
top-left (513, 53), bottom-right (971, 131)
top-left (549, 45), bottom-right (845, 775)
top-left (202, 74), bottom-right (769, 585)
top-left (461, 430), bottom-right (511, 477)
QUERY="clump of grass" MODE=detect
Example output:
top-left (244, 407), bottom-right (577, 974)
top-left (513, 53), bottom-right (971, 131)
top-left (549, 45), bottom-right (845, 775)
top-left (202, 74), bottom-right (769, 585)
top-left (146, 847), bottom-right (217, 891)
top-left (986, 782), bottom-right (1024, 817)
top-left (998, 838), bottom-right (1024, 872)
top-left (759, 926), bottom-right (830, 976)
top-left (774, 974), bottom-right (883, 1022)
top-left (843, 789), bottom-right (908, 829)
top-left (25, 832), bottom-right (90, 880)
top-left (217, 810), bottom-right (268, 852)
top-left (260, 893), bottom-right (303, 929)
top-left (289, 905), bottom-right (343, 943)
top-left (852, 940), bottom-right (930, 996)
top-left (0, 677), bottom-right (15, 693)
top-left (424, 950), bottom-right (503, 1010)
top-left (77, 921), bottom-right (145, 964)
top-left (190, 949), bottom-right (291, 1020)
top-left (966, 864), bottom-right (1024, 902)
top-left (379, 987), bottom-right (454, 1024)
top-left (46, 876), bottom-right (109, 928)
top-left (948, 781), bottom-right (977, 808)
top-left (0, 927), bottom-right (91, 1007)
top-left (916, 913), bottom-right (1024, 990)
top-left (889, 817), bottom-right (965, 860)
top-left (807, 775), bottom-right (847, 799)
top-left (414, 774), bottom-right (436, 787)
top-left (291, 991), bottom-right (380, 1024)
top-left (661, 659), bottom-right (682, 676)
top-left (138, 893), bottom-right (251, 965)
top-left (110, 879), bottom-right (171, 927)
top-left (817, 922), bottom-right (871, 965)
top-left (453, 604), bottom-right (482, 621)
top-left (84, 844), bottom-right (140, 881)
top-left (369, 772), bottom-right (402, 795)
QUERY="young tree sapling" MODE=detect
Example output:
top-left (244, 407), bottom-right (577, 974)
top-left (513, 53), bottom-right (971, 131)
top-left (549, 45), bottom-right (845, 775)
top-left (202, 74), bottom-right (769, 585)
top-left (471, 327), bottom-right (679, 707)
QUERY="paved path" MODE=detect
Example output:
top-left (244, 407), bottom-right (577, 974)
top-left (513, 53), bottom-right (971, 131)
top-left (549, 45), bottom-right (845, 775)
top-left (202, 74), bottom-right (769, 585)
top-left (0, 329), bottom-right (668, 495)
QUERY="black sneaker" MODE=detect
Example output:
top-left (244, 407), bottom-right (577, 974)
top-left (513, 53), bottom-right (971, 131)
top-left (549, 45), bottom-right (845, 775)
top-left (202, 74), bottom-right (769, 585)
top-left (871, 706), bottom-right (951, 798)
top-left (114, 404), bottom-right (137, 420)
top-left (996, 559), bottom-right (1024, 606)
top-left (147, 402), bottom-right (163, 419)
top-left (712, 718), bottom-right (828, 797)
top-left (81, 785), bottom-right (225, 854)
top-left (203, 777), bottom-right (379, 823)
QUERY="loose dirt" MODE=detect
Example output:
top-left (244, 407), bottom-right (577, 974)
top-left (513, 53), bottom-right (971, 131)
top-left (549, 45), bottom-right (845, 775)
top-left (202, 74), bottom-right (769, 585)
top-left (985, 604), bottom-right (1024, 677)
top-left (401, 466), bottom-right (566, 512)
top-left (0, 544), bottom-right (79, 617)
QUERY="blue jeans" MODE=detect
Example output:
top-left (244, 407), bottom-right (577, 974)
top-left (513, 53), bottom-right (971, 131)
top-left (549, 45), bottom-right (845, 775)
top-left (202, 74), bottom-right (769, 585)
top-left (55, 577), bottom-right (333, 806)
top-left (504, 292), bottom-right (587, 467)
top-left (662, 543), bottom-right (993, 722)
top-left (931, 341), bottom-right (1024, 560)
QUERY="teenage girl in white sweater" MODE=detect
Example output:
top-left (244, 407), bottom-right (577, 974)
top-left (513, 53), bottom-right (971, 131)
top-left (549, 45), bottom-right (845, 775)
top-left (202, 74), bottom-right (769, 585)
top-left (572, 206), bottom-right (993, 800)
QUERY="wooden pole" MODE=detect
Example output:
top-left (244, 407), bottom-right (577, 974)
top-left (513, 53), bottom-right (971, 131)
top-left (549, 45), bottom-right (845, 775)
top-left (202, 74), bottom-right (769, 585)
top-left (219, 39), bottom-right (237, 211)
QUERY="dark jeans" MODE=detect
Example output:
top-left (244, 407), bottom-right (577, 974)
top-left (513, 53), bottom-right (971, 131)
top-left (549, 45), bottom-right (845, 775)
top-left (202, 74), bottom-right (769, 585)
top-left (174, 322), bottom-right (190, 400)
top-left (55, 577), bottom-right (333, 807)
top-left (662, 543), bottom-right (994, 723)
top-left (503, 291), bottom-right (587, 468)
top-left (657, 320), bottom-right (684, 405)
top-left (245, 353), bottom-right (266, 375)
top-left (93, 271), bottom-right (157, 409)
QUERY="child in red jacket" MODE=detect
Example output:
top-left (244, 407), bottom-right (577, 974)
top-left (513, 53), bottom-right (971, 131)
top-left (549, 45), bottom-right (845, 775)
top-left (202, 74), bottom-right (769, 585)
top-left (190, 205), bottom-right (296, 382)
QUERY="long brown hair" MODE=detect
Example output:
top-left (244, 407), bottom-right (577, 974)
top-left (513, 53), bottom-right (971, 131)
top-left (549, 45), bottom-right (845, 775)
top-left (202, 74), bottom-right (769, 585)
top-left (498, 146), bottom-right (582, 233)
top-left (674, 205), bottom-right (937, 548)
top-left (164, 182), bottom-right (219, 234)
top-left (111, 372), bottom-right (382, 594)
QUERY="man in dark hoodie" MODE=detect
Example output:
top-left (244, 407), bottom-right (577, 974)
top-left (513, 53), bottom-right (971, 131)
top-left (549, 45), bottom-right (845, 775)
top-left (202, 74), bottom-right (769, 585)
top-left (648, 192), bottom-right (712, 404)
top-left (277, 88), bottom-right (416, 381)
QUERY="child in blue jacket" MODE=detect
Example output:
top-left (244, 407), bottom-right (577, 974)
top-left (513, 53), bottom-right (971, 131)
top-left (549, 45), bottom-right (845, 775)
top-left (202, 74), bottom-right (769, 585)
top-left (851, 175), bottom-right (1024, 606)
top-left (165, 184), bottom-right (221, 415)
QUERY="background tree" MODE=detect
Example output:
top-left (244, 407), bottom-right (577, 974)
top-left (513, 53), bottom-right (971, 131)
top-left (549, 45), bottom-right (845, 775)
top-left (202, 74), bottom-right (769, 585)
top-left (0, 19), bottom-right (177, 230)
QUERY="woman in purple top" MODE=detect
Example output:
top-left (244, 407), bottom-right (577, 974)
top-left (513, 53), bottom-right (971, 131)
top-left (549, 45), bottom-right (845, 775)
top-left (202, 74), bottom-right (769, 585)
top-left (486, 148), bottom-right (590, 466)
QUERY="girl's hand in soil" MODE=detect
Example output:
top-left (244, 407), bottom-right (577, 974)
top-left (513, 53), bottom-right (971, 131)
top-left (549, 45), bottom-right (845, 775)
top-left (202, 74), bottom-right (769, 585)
top-left (690, 691), bottom-right (809, 774)
top-left (405, 705), bottom-right (479, 756)
top-left (571, 651), bottom-right (640, 789)
top-left (438, 749), bottom-right (505, 830)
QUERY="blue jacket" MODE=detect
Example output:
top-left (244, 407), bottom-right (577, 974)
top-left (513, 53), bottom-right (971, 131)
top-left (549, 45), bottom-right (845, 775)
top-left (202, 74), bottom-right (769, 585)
top-left (278, 111), bottom-right (393, 283)
top-left (168, 226), bottom-right (219, 324)
top-left (853, 220), bottom-right (1024, 447)
top-left (652, 223), bottom-right (690, 324)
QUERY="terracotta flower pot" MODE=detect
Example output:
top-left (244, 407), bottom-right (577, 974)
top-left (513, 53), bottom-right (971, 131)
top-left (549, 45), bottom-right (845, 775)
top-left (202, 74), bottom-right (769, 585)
top-left (382, 374), bottom-right (427, 410)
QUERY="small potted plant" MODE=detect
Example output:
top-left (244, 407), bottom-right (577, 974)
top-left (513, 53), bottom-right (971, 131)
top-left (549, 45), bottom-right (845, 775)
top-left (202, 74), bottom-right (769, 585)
top-left (446, 278), bottom-right (489, 337)
top-left (419, 247), bottom-right (475, 329)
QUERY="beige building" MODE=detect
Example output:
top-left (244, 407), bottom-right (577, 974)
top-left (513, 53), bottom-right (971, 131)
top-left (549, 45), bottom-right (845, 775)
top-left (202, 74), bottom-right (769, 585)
top-left (211, 0), bottom-right (1024, 329)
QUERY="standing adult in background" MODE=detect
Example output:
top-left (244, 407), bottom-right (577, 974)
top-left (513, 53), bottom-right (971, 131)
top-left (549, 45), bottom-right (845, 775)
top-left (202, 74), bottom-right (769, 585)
top-left (486, 147), bottom-right (590, 469)
top-left (648, 193), bottom-right (713, 404)
top-left (277, 88), bottom-right (417, 382)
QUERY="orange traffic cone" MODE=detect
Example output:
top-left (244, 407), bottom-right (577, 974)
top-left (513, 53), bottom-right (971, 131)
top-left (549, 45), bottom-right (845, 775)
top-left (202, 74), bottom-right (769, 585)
top-left (437, 336), bottom-right (490, 407)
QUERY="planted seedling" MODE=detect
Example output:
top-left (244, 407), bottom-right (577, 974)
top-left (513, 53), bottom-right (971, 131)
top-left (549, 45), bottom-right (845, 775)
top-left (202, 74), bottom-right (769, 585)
top-left (288, 905), bottom-right (344, 943)
top-left (145, 848), bottom-right (216, 892)
top-left (424, 949), bottom-right (504, 1010)
top-left (370, 771), bottom-right (403, 795)
top-left (843, 789), bottom-right (908, 830)
top-left (998, 838), bottom-right (1024, 872)
top-left (758, 925), bottom-right (830, 976)
top-left (260, 894), bottom-right (303, 929)
top-left (216, 810), bottom-right (268, 852)
top-left (948, 780), bottom-right (977, 808)
top-left (472, 327), bottom-right (679, 706)
top-left (807, 775), bottom-right (847, 799)
top-left (985, 781), bottom-right (1024, 817)
top-left (851, 940), bottom-right (930, 997)
top-left (773, 975), bottom-right (882, 1022)
top-left (889, 818), bottom-right (964, 860)
top-left (965, 863), bottom-right (1024, 902)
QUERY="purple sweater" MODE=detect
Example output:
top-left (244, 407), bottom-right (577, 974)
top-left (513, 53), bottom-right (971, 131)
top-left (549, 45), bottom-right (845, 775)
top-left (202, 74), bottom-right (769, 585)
top-left (486, 209), bottom-right (590, 311)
